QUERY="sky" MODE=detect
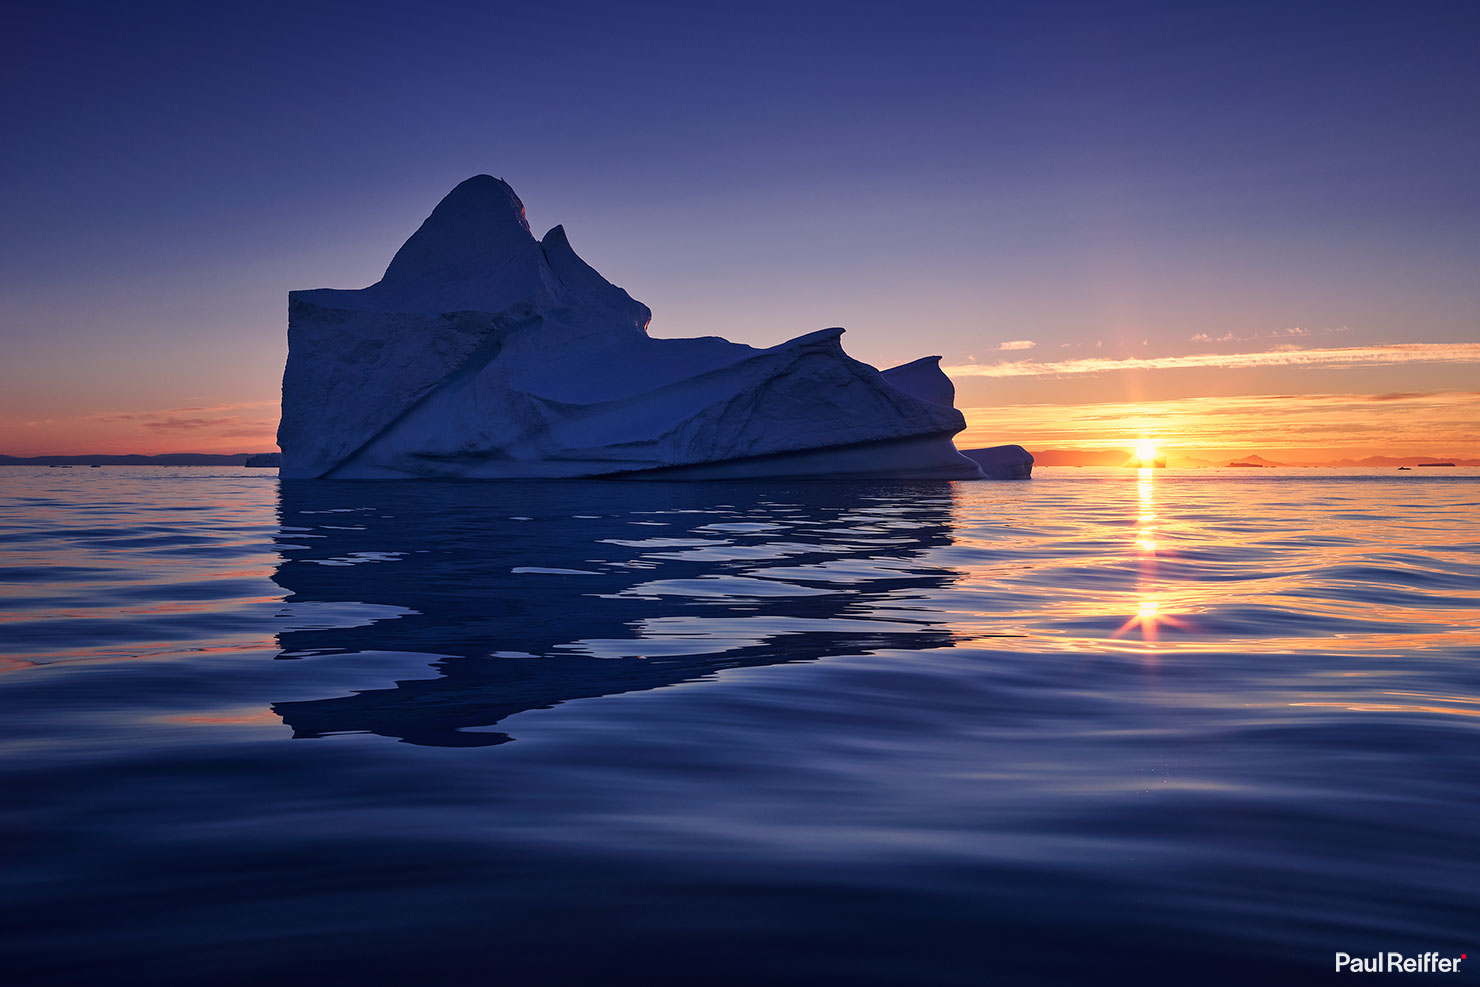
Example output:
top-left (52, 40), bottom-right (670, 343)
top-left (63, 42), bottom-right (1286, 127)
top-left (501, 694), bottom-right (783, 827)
top-left (2, 0), bottom-right (1477, 460)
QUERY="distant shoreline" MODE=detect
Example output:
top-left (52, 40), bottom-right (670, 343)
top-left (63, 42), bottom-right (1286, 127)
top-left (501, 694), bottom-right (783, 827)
top-left (0, 454), bottom-right (278, 467)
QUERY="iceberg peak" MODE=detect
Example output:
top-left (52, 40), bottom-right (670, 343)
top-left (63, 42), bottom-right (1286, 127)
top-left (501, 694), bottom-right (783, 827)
top-left (386, 176), bottom-right (533, 278)
top-left (352, 174), bottom-right (545, 314)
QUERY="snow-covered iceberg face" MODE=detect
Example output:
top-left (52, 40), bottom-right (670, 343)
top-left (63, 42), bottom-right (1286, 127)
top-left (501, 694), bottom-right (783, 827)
top-left (278, 175), bottom-right (992, 480)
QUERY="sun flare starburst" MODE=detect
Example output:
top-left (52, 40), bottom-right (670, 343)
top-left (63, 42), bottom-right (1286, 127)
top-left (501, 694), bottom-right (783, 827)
top-left (1113, 598), bottom-right (1189, 640)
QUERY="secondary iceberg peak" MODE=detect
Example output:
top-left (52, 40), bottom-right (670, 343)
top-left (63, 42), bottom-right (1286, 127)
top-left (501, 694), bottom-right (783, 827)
top-left (539, 223), bottom-right (652, 333)
top-left (881, 356), bottom-right (956, 408)
top-left (278, 175), bottom-right (1019, 481)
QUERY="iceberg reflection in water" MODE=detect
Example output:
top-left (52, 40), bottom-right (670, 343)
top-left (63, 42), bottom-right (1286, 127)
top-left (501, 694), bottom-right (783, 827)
top-left (271, 480), bottom-right (962, 746)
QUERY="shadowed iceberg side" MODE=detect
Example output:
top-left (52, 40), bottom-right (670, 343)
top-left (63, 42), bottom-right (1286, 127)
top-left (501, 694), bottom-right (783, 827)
top-left (278, 175), bottom-right (999, 480)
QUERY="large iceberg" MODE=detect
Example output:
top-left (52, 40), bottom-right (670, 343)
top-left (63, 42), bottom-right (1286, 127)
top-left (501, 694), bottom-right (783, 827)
top-left (278, 176), bottom-right (1003, 480)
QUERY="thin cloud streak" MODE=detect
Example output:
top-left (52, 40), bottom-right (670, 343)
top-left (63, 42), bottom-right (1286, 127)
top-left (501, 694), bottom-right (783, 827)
top-left (945, 343), bottom-right (1480, 378)
top-left (88, 399), bottom-right (278, 424)
top-left (143, 417), bottom-right (240, 431)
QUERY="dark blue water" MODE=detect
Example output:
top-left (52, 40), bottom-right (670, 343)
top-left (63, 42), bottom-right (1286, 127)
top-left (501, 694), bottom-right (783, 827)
top-left (2, 467), bottom-right (1477, 984)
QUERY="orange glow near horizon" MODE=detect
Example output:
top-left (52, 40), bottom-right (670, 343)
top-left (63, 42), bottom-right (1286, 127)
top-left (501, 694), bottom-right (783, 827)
top-left (957, 390), bottom-right (1480, 463)
top-left (1, 399), bottom-right (280, 457)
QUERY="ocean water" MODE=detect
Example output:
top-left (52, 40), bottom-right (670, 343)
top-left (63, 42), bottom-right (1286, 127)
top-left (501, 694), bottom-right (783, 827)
top-left (1, 466), bottom-right (1477, 985)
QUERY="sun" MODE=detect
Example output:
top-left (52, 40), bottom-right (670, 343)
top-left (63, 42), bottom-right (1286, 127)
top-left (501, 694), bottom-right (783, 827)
top-left (1134, 439), bottom-right (1158, 463)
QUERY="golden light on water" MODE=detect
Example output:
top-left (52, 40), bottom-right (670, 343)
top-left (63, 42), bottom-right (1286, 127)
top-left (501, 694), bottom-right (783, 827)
top-left (856, 449), bottom-right (1477, 659)
top-left (1114, 466), bottom-right (1187, 640)
top-left (1135, 475), bottom-right (1159, 550)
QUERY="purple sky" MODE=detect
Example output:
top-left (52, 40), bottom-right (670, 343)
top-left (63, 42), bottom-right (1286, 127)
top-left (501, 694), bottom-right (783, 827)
top-left (3, 1), bottom-right (1477, 456)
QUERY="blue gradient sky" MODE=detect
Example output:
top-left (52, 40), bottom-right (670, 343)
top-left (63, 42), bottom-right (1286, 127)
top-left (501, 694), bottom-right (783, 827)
top-left (3, 1), bottom-right (1477, 456)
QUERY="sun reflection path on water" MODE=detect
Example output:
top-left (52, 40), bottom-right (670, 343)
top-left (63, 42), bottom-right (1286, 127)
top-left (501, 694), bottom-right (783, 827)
top-left (938, 465), bottom-right (1480, 660)
top-left (1112, 467), bottom-right (1188, 641)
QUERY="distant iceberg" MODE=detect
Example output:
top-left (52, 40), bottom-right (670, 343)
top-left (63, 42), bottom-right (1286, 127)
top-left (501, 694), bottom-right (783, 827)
top-left (961, 445), bottom-right (1034, 479)
top-left (278, 176), bottom-right (1021, 480)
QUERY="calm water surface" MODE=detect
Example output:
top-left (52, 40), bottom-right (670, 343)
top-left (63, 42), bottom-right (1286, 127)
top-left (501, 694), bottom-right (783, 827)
top-left (1, 467), bottom-right (1477, 984)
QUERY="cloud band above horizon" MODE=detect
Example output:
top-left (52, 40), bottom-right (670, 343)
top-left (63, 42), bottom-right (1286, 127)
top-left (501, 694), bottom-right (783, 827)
top-left (944, 343), bottom-right (1480, 378)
